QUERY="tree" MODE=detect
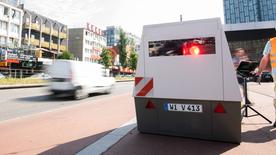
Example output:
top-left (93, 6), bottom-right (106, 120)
top-left (100, 48), bottom-right (112, 69)
top-left (57, 50), bottom-right (74, 60)
top-left (128, 49), bottom-right (138, 71)
top-left (118, 29), bottom-right (128, 68)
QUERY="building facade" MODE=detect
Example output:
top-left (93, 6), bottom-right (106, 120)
top-left (0, 1), bottom-right (22, 67)
top-left (105, 26), bottom-right (120, 47)
top-left (224, 21), bottom-right (276, 61)
top-left (68, 23), bottom-right (107, 63)
top-left (0, 1), bottom-right (22, 48)
top-left (224, 0), bottom-right (276, 24)
top-left (126, 32), bottom-right (141, 52)
top-left (0, 0), bottom-right (21, 7)
top-left (21, 9), bottom-right (68, 60)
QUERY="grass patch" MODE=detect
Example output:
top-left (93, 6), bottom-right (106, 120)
top-left (0, 78), bottom-right (46, 85)
top-left (115, 75), bottom-right (134, 81)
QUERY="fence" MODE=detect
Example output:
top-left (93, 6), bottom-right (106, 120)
top-left (0, 68), bottom-right (46, 79)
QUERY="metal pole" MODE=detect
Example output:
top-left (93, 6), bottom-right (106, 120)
top-left (243, 77), bottom-right (248, 117)
top-left (9, 64), bottom-right (11, 78)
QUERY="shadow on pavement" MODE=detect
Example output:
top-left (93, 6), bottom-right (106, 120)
top-left (242, 125), bottom-right (276, 143)
top-left (38, 130), bottom-right (113, 155)
top-left (104, 128), bottom-right (238, 155)
top-left (15, 93), bottom-right (107, 103)
top-left (15, 95), bottom-right (70, 102)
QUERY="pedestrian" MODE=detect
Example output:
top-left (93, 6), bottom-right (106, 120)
top-left (232, 48), bottom-right (250, 69)
top-left (232, 48), bottom-right (250, 84)
top-left (255, 37), bottom-right (276, 127)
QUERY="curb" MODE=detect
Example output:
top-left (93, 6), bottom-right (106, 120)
top-left (76, 118), bottom-right (137, 155)
top-left (115, 80), bottom-right (134, 82)
top-left (0, 84), bottom-right (48, 90)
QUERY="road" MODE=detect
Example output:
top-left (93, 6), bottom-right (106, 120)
top-left (0, 81), bottom-right (134, 122)
top-left (0, 82), bottom-right (276, 155)
top-left (0, 81), bottom-right (136, 155)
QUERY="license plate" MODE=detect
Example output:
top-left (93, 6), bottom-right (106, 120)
top-left (164, 103), bottom-right (203, 113)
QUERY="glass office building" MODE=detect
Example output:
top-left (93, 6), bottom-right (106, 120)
top-left (105, 26), bottom-right (120, 47)
top-left (224, 0), bottom-right (276, 24)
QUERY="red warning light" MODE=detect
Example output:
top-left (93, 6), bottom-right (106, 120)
top-left (182, 41), bottom-right (202, 55)
top-left (214, 103), bottom-right (226, 113)
top-left (189, 46), bottom-right (200, 55)
top-left (145, 100), bottom-right (155, 109)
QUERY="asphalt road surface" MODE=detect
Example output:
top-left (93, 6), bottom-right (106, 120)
top-left (0, 81), bottom-right (134, 122)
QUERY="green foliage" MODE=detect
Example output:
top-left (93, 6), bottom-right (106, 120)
top-left (128, 38), bottom-right (135, 46)
top-left (57, 50), bottom-right (74, 60)
top-left (100, 48), bottom-right (112, 69)
top-left (128, 48), bottom-right (138, 71)
top-left (118, 29), bottom-right (128, 68)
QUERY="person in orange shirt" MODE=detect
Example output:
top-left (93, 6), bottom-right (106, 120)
top-left (256, 37), bottom-right (276, 127)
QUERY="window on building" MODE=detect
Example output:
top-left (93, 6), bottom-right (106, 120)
top-left (245, 16), bottom-right (250, 22)
top-left (0, 21), bottom-right (7, 31)
top-left (25, 17), bottom-right (30, 23)
top-left (12, 10), bottom-right (20, 20)
top-left (10, 23), bottom-right (19, 33)
top-left (4, 7), bottom-right (9, 16)
top-left (0, 5), bottom-right (4, 16)
top-left (24, 33), bottom-right (28, 39)
top-left (10, 9), bottom-right (15, 18)
top-left (0, 36), bottom-right (6, 45)
top-left (240, 13), bottom-right (245, 22)
top-left (8, 38), bottom-right (12, 44)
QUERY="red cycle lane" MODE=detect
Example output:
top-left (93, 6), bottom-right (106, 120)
top-left (0, 93), bottom-right (135, 155)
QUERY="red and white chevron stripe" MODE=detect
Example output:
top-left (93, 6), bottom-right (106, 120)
top-left (135, 77), bottom-right (153, 97)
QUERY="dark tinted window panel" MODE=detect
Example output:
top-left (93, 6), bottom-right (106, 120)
top-left (149, 37), bottom-right (216, 57)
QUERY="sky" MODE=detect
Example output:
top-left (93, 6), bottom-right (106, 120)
top-left (24, 0), bottom-right (224, 36)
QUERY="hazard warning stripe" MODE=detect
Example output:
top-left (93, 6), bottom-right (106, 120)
top-left (137, 78), bottom-right (153, 96)
top-left (135, 77), bottom-right (143, 86)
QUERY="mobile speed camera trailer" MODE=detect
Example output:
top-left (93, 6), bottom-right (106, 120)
top-left (133, 18), bottom-right (242, 143)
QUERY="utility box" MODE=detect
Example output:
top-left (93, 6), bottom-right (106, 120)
top-left (133, 18), bottom-right (242, 143)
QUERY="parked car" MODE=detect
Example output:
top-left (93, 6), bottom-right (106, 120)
top-left (0, 73), bottom-right (5, 79)
top-left (253, 71), bottom-right (273, 83)
top-left (30, 73), bottom-right (52, 80)
top-left (48, 60), bottom-right (115, 99)
top-left (259, 72), bottom-right (273, 82)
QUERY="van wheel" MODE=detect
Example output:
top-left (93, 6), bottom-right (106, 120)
top-left (49, 93), bottom-right (57, 99)
top-left (74, 87), bottom-right (88, 100)
top-left (105, 85), bottom-right (114, 94)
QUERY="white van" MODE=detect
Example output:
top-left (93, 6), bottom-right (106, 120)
top-left (48, 60), bottom-right (115, 99)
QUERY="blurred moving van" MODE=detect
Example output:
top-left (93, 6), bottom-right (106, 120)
top-left (48, 60), bottom-right (115, 99)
